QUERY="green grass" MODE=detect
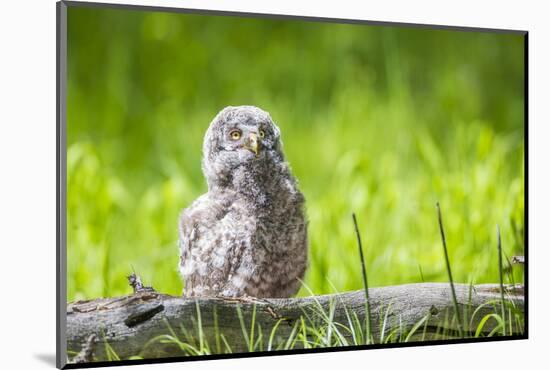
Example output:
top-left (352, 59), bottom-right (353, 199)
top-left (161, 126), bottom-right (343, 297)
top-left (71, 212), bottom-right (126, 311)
top-left (66, 7), bottom-right (525, 302)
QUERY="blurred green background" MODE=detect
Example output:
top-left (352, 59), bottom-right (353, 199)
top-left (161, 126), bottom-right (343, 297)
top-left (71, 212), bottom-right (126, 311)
top-left (66, 6), bottom-right (525, 302)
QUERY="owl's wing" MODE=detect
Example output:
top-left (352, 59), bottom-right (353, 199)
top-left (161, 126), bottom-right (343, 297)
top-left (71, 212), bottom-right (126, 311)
top-left (178, 193), bottom-right (231, 296)
top-left (178, 195), bottom-right (207, 293)
top-left (178, 209), bottom-right (196, 278)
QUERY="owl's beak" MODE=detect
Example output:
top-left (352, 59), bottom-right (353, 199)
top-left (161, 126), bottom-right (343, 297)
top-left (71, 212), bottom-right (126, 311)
top-left (245, 133), bottom-right (260, 156)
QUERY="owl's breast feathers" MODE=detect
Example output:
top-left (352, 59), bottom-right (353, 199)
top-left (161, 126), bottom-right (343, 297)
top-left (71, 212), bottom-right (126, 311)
top-left (178, 177), bottom-right (308, 298)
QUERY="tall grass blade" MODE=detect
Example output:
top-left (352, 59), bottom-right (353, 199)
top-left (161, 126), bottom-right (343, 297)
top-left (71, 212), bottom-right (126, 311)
top-left (220, 334), bottom-right (233, 354)
top-left (436, 202), bottom-right (463, 337)
top-left (267, 319), bottom-right (284, 351)
top-left (236, 305), bottom-right (250, 349)
top-left (352, 213), bottom-right (373, 344)
top-left (212, 306), bottom-right (221, 354)
top-left (404, 314), bottom-right (430, 342)
top-left (496, 225), bottom-right (507, 336)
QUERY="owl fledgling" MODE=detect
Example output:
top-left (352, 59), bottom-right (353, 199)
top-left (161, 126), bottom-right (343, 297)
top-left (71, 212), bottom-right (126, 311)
top-left (178, 106), bottom-right (308, 298)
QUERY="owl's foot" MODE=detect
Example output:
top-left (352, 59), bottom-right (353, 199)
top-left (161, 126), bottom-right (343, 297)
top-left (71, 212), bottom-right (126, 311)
top-left (215, 294), bottom-right (270, 306)
top-left (214, 294), bottom-right (293, 325)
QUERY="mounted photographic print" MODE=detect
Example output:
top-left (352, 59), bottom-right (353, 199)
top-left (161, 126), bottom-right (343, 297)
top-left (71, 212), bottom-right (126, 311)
top-left (56, 1), bottom-right (527, 368)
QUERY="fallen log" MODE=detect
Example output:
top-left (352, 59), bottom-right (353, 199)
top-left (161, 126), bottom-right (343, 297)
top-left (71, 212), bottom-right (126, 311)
top-left (66, 282), bottom-right (524, 362)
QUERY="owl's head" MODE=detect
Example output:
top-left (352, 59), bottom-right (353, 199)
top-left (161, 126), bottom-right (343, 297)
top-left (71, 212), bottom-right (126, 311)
top-left (202, 106), bottom-right (284, 189)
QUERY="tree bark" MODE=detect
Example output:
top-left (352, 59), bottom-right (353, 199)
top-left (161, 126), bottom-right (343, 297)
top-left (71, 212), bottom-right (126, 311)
top-left (66, 282), bottom-right (524, 362)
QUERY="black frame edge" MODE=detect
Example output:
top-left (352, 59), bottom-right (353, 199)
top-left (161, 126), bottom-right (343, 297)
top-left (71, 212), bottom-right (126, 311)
top-left (57, 1), bottom-right (68, 369)
top-left (523, 32), bottom-right (529, 338)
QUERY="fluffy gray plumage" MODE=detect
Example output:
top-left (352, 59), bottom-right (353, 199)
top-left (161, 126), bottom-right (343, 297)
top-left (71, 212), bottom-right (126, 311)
top-left (178, 106), bottom-right (308, 298)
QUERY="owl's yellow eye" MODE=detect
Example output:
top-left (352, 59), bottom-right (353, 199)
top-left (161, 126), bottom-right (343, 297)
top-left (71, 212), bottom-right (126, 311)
top-left (230, 130), bottom-right (241, 140)
top-left (259, 130), bottom-right (265, 138)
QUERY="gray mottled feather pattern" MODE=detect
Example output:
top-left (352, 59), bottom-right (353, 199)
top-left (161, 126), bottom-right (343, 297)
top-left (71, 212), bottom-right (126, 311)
top-left (178, 106), bottom-right (308, 298)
